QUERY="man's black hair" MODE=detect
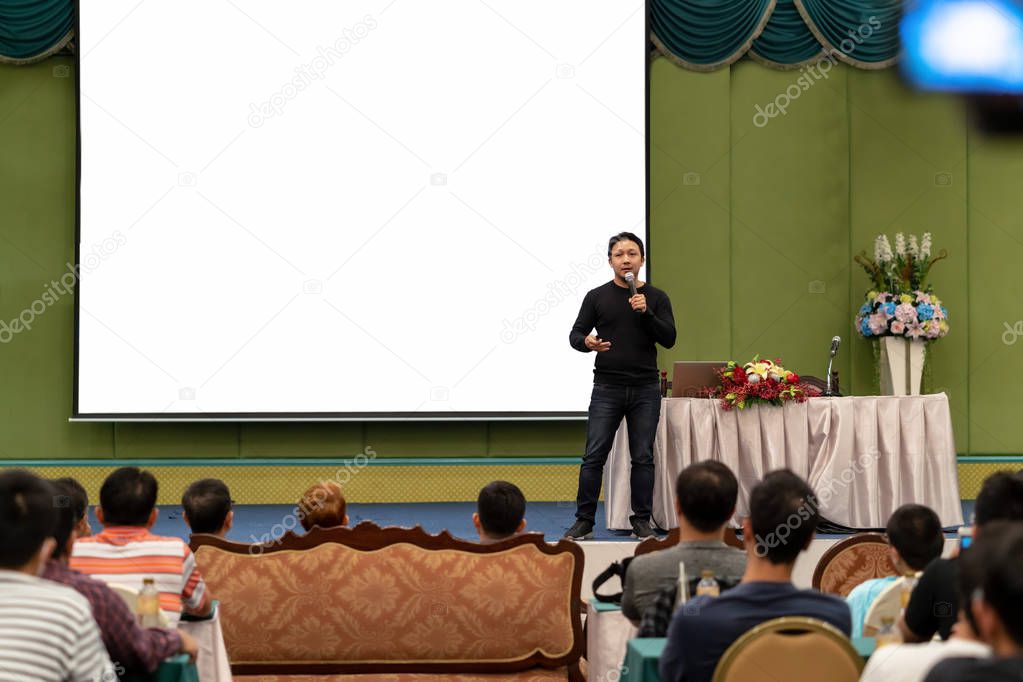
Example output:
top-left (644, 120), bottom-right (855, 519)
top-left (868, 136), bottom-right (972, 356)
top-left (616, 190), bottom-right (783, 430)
top-left (181, 478), bottom-right (233, 535)
top-left (477, 480), bottom-right (526, 539)
top-left (0, 470), bottom-right (57, 569)
top-left (750, 469), bottom-right (819, 565)
top-left (676, 461), bottom-right (738, 533)
top-left (53, 477), bottom-right (88, 521)
top-left (99, 467), bottom-right (158, 526)
top-left (607, 231), bottom-right (645, 258)
top-left (50, 478), bottom-right (89, 558)
top-left (885, 504), bottom-right (944, 571)
top-left (957, 520), bottom-right (1023, 645)
top-left (974, 471), bottom-right (1023, 526)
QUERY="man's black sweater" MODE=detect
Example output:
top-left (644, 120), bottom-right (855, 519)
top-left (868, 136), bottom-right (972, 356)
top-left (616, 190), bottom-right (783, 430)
top-left (569, 280), bottom-right (676, 385)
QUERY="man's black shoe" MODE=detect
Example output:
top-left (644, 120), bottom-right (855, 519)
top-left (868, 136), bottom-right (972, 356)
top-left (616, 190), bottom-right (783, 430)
top-left (631, 517), bottom-right (655, 539)
top-left (564, 519), bottom-right (594, 540)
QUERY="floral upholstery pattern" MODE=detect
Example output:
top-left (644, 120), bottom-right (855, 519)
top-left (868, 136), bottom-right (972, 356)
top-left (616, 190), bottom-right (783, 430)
top-left (815, 537), bottom-right (897, 596)
top-left (194, 542), bottom-right (578, 665)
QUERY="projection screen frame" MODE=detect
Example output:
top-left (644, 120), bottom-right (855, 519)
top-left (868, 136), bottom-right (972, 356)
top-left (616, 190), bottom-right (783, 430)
top-left (72, 0), bottom-right (652, 422)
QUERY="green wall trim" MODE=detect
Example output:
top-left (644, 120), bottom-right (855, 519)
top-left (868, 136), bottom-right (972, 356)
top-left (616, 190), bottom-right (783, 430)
top-left (957, 456), bottom-right (1023, 463)
top-left (0, 457), bottom-right (582, 467)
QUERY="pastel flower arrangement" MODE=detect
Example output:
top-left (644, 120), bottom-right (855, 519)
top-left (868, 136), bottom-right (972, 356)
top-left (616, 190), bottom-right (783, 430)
top-left (856, 291), bottom-right (949, 340)
top-left (706, 356), bottom-right (819, 410)
top-left (854, 232), bottom-right (949, 340)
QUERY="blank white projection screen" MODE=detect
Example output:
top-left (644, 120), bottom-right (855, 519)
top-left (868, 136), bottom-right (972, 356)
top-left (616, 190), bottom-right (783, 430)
top-left (76, 0), bottom-right (646, 417)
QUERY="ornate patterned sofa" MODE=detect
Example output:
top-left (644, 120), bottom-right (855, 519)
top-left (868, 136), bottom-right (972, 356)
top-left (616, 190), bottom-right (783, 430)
top-left (190, 524), bottom-right (585, 681)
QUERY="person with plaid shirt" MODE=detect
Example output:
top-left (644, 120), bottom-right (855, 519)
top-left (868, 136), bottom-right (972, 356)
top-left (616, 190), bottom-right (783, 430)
top-left (43, 478), bottom-right (197, 673)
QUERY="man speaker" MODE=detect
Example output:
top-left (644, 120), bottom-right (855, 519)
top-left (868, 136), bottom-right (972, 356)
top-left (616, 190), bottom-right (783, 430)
top-left (564, 232), bottom-right (676, 540)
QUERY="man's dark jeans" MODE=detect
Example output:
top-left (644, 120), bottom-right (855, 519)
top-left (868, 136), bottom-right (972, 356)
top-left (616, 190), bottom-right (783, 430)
top-left (575, 382), bottom-right (661, 524)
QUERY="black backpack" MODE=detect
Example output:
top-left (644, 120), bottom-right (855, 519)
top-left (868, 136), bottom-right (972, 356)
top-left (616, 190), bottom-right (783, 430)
top-left (591, 557), bottom-right (634, 604)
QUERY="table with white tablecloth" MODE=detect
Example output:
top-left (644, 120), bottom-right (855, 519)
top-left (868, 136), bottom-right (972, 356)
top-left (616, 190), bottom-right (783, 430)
top-left (178, 602), bottom-right (232, 682)
top-left (604, 394), bottom-right (963, 531)
top-left (586, 599), bottom-right (637, 682)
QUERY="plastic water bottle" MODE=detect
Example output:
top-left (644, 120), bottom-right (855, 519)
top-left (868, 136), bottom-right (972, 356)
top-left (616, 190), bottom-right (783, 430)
top-left (696, 570), bottom-right (720, 597)
top-left (137, 578), bottom-right (161, 628)
top-left (675, 561), bottom-right (688, 608)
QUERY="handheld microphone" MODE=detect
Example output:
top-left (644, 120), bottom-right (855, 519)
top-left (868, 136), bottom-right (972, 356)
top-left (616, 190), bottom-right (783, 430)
top-left (624, 272), bottom-right (638, 298)
top-left (829, 335), bottom-right (841, 357)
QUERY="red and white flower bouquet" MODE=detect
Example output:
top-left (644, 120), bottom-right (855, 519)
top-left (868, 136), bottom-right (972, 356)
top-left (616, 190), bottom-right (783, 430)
top-left (706, 356), bottom-right (819, 410)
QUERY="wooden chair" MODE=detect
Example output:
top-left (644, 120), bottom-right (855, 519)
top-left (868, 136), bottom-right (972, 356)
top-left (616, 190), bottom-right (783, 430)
top-left (712, 617), bottom-right (862, 682)
top-left (863, 574), bottom-right (915, 635)
top-left (812, 533), bottom-right (897, 596)
top-left (633, 526), bottom-right (743, 557)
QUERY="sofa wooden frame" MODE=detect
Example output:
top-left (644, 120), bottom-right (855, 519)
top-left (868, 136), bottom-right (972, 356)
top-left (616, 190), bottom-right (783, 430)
top-left (632, 526), bottom-right (743, 557)
top-left (811, 532), bottom-right (895, 594)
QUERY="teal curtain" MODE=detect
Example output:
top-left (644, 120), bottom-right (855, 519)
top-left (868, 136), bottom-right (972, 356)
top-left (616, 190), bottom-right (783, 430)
top-left (652, 0), bottom-right (902, 69)
top-left (0, 0), bottom-right (73, 64)
top-left (795, 0), bottom-right (901, 68)
top-left (749, 0), bottom-right (825, 68)
top-left (0, 0), bottom-right (902, 70)
top-left (651, 0), bottom-right (776, 70)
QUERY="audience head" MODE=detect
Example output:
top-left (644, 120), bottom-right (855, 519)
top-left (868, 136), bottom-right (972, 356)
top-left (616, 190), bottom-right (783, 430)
top-left (675, 461), bottom-right (738, 534)
top-left (97, 467), bottom-right (158, 528)
top-left (298, 481), bottom-right (347, 531)
top-left (974, 471), bottom-right (1023, 530)
top-left (50, 478), bottom-right (90, 560)
top-left (0, 470), bottom-right (58, 573)
top-left (181, 478), bottom-right (233, 537)
top-left (746, 469), bottom-right (819, 565)
top-left (958, 521), bottom-right (1023, 655)
top-left (473, 481), bottom-right (527, 542)
top-left (885, 504), bottom-right (944, 572)
top-left (53, 477), bottom-right (91, 538)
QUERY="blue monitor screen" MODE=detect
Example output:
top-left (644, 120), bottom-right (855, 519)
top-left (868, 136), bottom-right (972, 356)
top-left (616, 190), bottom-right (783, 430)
top-left (901, 0), bottom-right (1023, 92)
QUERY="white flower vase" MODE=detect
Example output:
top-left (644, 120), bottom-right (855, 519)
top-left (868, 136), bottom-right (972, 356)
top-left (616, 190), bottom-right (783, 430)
top-left (879, 337), bottom-right (925, 395)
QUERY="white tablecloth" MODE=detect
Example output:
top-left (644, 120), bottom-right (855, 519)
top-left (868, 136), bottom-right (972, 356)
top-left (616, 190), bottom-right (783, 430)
top-left (179, 608), bottom-right (232, 682)
top-left (586, 601), bottom-right (636, 682)
top-left (605, 394), bottom-right (963, 531)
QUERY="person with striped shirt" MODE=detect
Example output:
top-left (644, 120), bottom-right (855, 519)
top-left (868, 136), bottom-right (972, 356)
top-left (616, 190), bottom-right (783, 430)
top-left (71, 467), bottom-right (213, 625)
top-left (0, 469), bottom-right (115, 681)
top-left (44, 478), bottom-right (198, 673)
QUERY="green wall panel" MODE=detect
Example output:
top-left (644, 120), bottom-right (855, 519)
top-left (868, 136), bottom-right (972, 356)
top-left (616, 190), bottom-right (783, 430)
top-left (113, 424), bottom-right (240, 458)
top-left (729, 62), bottom-right (850, 379)
top-left (487, 422), bottom-right (586, 457)
top-left (847, 70), bottom-right (969, 450)
top-left (364, 422), bottom-right (488, 458)
top-left (967, 134), bottom-right (1023, 453)
top-left (0, 58), bottom-right (111, 460)
top-left (2, 57), bottom-right (1023, 459)
top-left (239, 423), bottom-right (365, 458)
top-left (648, 60), bottom-right (731, 364)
